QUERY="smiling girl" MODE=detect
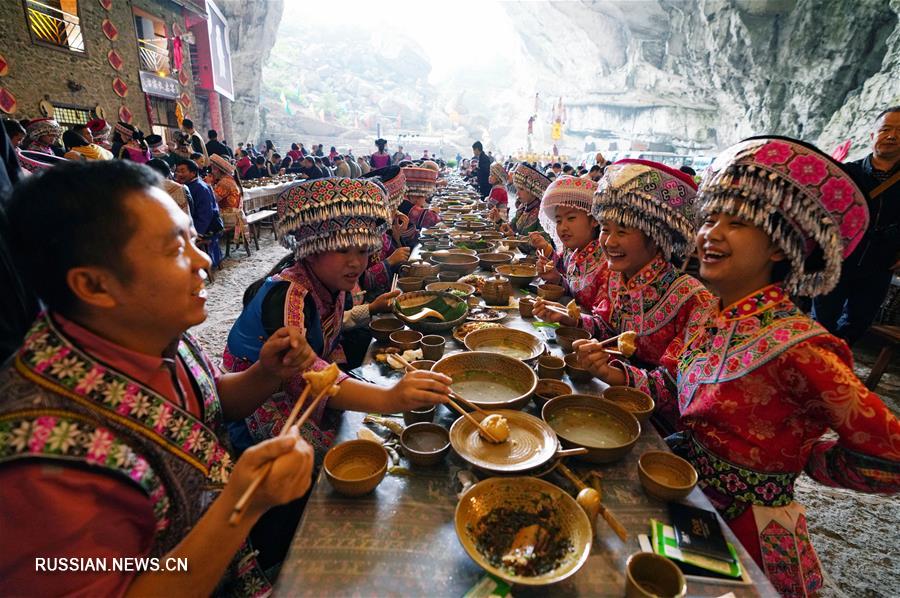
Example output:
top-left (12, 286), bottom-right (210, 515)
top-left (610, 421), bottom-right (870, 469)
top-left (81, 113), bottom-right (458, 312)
top-left (655, 137), bottom-right (900, 597)
top-left (538, 161), bottom-right (713, 383)
top-left (526, 176), bottom-right (605, 309)
top-left (222, 178), bottom-right (451, 460)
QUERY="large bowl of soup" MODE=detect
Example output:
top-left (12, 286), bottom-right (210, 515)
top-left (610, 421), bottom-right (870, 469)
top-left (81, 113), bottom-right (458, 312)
top-left (463, 327), bottom-right (545, 362)
top-left (432, 351), bottom-right (537, 411)
top-left (541, 394), bottom-right (640, 463)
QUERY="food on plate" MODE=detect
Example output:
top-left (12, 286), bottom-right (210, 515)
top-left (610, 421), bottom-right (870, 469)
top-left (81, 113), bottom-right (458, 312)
top-left (471, 505), bottom-right (574, 576)
top-left (452, 321), bottom-right (505, 343)
top-left (479, 413), bottom-right (510, 443)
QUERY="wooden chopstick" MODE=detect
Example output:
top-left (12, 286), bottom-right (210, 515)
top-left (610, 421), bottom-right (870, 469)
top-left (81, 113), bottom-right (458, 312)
top-left (599, 332), bottom-right (624, 347)
top-left (558, 462), bottom-right (628, 541)
top-left (393, 354), bottom-right (501, 442)
top-left (229, 382), bottom-right (333, 526)
top-left (390, 273), bottom-right (398, 292)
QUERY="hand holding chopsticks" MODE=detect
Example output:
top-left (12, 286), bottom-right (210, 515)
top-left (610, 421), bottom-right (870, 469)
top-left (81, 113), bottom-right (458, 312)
top-left (229, 366), bottom-right (341, 526)
top-left (392, 354), bottom-right (505, 443)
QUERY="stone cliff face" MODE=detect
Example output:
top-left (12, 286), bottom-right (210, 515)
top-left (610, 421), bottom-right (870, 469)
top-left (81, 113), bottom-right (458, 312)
top-left (217, 0), bottom-right (284, 144)
top-left (500, 0), bottom-right (900, 157)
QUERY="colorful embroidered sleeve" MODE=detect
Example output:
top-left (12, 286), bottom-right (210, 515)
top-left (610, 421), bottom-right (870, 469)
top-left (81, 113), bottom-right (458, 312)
top-left (362, 258), bottom-right (391, 294)
top-left (799, 340), bottom-right (900, 493)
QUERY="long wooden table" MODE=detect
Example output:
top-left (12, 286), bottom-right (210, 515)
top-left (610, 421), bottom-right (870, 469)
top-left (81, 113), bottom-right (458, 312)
top-left (277, 285), bottom-right (776, 596)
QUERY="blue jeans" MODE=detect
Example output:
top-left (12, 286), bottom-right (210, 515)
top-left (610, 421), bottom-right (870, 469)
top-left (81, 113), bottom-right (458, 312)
top-left (812, 269), bottom-right (892, 346)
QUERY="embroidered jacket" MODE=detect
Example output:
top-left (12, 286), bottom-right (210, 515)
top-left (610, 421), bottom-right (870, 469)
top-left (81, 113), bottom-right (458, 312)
top-left (549, 240), bottom-right (606, 310)
top-left (581, 254), bottom-right (714, 367)
top-left (362, 232), bottom-right (398, 299)
top-left (656, 285), bottom-right (900, 596)
top-left (510, 198), bottom-right (541, 235)
top-left (223, 260), bottom-right (347, 456)
top-left (0, 314), bottom-right (270, 596)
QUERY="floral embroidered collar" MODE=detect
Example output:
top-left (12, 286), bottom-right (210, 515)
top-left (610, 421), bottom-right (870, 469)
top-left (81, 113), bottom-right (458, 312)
top-left (621, 253), bottom-right (668, 291)
top-left (717, 284), bottom-right (789, 323)
top-left (570, 239), bottom-right (602, 267)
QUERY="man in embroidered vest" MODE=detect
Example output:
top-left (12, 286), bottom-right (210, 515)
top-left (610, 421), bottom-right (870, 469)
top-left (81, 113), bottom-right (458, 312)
top-left (0, 160), bottom-right (320, 595)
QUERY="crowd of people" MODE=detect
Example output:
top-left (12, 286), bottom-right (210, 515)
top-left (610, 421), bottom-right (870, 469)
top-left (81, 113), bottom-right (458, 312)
top-left (0, 104), bottom-right (897, 597)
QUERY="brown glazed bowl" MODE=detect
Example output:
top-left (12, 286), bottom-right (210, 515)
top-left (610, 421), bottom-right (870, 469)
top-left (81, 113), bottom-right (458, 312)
top-left (533, 378), bottom-right (573, 409)
top-left (409, 359), bottom-right (436, 371)
top-left (542, 394), bottom-right (641, 464)
top-left (368, 317), bottom-right (405, 343)
top-left (389, 329), bottom-right (423, 351)
top-left (403, 404), bottom-right (437, 426)
top-left (537, 354), bottom-right (566, 380)
top-left (430, 252), bottom-right (480, 275)
top-left (625, 552), bottom-right (687, 598)
top-left (603, 386), bottom-right (655, 423)
top-left (537, 283), bottom-right (565, 302)
top-left (400, 422), bottom-right (451, 466)
top-left (431, 351), bottom-right (537, 411)
top-left (478, 252), bottom-right (514, 270)
top-left (495, 264), bottom-right (538, 288)
top-left (555, 326), bottom-right (590, 352)
top-left (638, 451), bottom-right (698, 501)
top-left (323, 440), bottom-right (388, 497)
top-left (564, 353), bottom-right (592, 383)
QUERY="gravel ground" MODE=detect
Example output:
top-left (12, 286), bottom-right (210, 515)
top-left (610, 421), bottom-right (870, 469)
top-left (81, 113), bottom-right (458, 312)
top-left (191, 236), bottom-right (900, 597)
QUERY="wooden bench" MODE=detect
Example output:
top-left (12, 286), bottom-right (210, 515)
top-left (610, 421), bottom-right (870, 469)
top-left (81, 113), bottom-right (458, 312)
top-left (865, 325), bottom-right (900, 390)
top-left (245, 209), bottom-right (277, 250)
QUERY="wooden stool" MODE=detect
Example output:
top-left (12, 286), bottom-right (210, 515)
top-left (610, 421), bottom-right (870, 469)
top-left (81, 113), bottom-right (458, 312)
top-left (865, 325), bottom-right (900, 390)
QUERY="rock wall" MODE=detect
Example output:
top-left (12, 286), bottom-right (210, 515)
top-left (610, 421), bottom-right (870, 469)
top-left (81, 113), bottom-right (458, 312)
top-left (217, 0), bottom-right (284, 145)
top-left (500, 0), bottom-right (900, 157)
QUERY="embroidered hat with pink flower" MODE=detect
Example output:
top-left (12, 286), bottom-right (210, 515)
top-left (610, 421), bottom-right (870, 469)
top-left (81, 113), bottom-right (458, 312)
top-left (276, 177), bottom-right (391, 260)
top-left (538, 175), bottom-right (598, 249)
top-left (698, 135), bottom-right (868, 296)
top-left (592, 159), bottom-right (699, 260)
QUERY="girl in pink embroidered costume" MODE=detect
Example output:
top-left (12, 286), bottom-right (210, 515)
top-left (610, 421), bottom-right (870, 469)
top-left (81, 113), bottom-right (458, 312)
top-left (537, 160), bottom-right (714, 376)
top-left (486, 161), bottom-right (509, 216)
top-left (222, 178), bottom-right (452, 459)
top-left (527, 175), bottom-right (606, 310)
top-left (615, 137), bottom-right (899, 597)
top-left (490, 162), bottom-right (551, 236)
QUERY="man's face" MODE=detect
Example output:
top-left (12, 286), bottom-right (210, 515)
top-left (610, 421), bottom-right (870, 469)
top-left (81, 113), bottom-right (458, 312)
top-left (104, 189), bottom-right (212, 341)
top-left (872, 111), bottom-right (900, 161)
top-left (473, 147), bottom-right (481, 156)
top-left (174, 164), bottom-right (193, 184)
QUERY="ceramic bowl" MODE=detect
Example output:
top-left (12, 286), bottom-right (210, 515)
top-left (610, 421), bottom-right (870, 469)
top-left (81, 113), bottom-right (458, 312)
top-left (603, 386), bottom-right (655, 423)
top-left (478, 252), bottom-right (514, 270)
top-left (403, 404), bottom-right (437, 426)
top-left (555, 326), bottom-right (590, 352)
top-left (537, 283), bottom-right (565, 302)
top-left (455, 477), bottom-right (592, 586)
top-left (431, 351), bottom-right (537, 410)
top-left (518, 296), bottom-right (536, 318)
top-left (425, 282), bottom-right (476, 295)
top-left (533, 378), bottom-right (573, 409)
top-left (494, 264), bottom-right (538, 288)
top-left (638, 451), bottom-right (698, 501)
top-left (397, 276), bottom-right (424, 293)
top-left (368, 317), bottom-right (405, 343)
top-left (389, 329), bottom-right (423, 351)
top-left (564, 353), bottom-right (592, 383)
top-left (400, 422), bottom-right (450, 466)
top-left (625, 552), bottom-right (687, 598)
top-left (542, 394), bottom-right (641, 463)
top-left (323, 440), bottom-right (388, 497)
top-left (409, 359), bottom-right (436, 371)
top-left (420, 334), bottom-right (446, 361)
top-left (463, 327), bottom-right (544, 362)
top-left (393, 290), bottom-right (469, 333)
top-left (537, 354), bottom-right (565, 379)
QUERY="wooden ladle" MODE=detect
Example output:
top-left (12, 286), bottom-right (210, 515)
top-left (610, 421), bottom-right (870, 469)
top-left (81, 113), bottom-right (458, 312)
top-left (558, 462), bottom-right (628, 541)
top-left (404, 308), bottom-right (446, 322)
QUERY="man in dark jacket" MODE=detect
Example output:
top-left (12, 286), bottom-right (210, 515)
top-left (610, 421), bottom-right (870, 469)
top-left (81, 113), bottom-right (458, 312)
top-left (206, 130), bottom-right (233, 159)
top-left (813, 106), bottom-right (900, 344)
top-left (472, 141), bottom-right (493, 199)
top-left (175, 159), bottom-right (222, 267)
top-left (298, 156), bottom-right (325, 180)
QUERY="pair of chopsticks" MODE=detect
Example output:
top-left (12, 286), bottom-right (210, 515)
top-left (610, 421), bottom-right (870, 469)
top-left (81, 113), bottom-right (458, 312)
top-left (229, 381), bottom-right (336, 526)
top-left (390, 273), bottom-right (399, 293)
top-left (392, 354), bottom-right (504, 443)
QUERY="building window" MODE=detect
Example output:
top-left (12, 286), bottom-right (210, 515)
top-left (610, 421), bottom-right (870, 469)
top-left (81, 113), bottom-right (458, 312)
top-left (52, 104), bottom-right (92, 126)
top-left (149, 98), bottom-right (178, 128)
top-left (24, 0), bottom-right (85, 53)
top-left (134, 11), bottom-right (170, 76)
